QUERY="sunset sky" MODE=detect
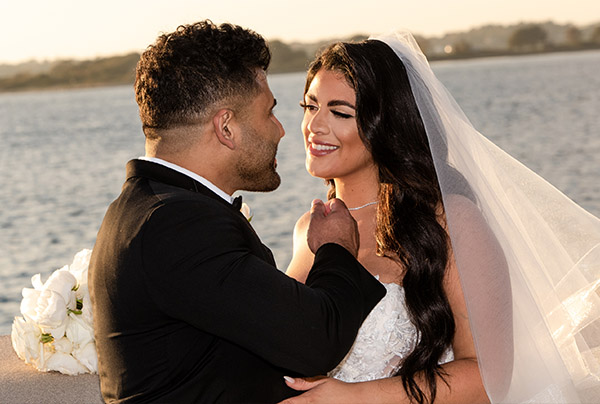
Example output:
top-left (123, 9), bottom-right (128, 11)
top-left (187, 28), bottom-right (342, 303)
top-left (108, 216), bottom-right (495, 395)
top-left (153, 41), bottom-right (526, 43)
top-left (1, 0), bottom-right (598, 63)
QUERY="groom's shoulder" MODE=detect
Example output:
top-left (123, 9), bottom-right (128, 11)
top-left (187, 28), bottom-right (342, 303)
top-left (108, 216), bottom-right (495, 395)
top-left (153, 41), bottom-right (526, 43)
top-left (122, 175), bottom-right (224, 208)
top-left (109, 176), bottom-right (234, 229)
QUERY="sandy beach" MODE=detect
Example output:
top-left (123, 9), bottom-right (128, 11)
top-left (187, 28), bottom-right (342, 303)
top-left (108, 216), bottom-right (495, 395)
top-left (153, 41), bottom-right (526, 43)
top-left (0, 335), bottom-right (102, 403)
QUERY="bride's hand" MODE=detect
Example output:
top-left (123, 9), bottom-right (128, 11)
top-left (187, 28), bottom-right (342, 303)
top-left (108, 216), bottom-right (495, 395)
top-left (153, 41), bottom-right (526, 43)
top-left (279, 376), bottom-right (358, 404)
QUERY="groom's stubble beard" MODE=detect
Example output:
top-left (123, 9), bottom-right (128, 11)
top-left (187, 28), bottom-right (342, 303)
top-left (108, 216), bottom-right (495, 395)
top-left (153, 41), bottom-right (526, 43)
top-left (235, 125), bottom-right (281, 192)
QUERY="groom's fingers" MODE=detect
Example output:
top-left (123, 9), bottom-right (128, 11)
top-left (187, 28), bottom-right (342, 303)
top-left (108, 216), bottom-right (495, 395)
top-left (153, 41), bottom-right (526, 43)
top-left (326, 198), bottom-right (347, 214)
top-left (307, 197), bottom-right (359, 256)
top-left (310, 199), bottom-right (325, 217)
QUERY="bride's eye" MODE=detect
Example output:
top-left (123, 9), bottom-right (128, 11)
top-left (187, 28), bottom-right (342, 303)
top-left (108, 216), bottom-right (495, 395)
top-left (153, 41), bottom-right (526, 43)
top-left (332, 110), bottom-right (354, 119)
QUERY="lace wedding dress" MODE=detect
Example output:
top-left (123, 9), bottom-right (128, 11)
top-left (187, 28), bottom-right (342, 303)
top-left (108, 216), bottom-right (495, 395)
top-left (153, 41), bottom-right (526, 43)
top-left (329, 281), bottom-right (453, 382)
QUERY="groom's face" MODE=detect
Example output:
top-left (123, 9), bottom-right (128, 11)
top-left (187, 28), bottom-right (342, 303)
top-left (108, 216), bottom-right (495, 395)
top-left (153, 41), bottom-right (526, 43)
top-left (235, 72), bottom-right (285, 192)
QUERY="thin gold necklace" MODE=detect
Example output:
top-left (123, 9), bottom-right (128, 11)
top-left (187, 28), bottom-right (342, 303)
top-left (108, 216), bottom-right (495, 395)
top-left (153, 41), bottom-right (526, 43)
top-left (348, 201), bottom-right (378, 211)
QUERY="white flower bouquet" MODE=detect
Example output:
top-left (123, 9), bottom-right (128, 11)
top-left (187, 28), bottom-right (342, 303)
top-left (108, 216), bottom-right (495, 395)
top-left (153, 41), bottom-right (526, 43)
top-left (11, 249), bottom-right (97, 375)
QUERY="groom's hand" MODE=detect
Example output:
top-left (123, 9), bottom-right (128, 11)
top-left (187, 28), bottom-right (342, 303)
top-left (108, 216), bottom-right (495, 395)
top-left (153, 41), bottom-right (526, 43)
top-left (307, 199), bottom-right (360, 257)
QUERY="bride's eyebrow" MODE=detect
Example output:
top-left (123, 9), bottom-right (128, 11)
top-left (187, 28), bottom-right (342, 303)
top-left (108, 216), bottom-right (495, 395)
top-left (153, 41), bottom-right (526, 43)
top-left (327, 100), bottom-right (356, 109)
top-left (304, 93), bottom-right (356, 109)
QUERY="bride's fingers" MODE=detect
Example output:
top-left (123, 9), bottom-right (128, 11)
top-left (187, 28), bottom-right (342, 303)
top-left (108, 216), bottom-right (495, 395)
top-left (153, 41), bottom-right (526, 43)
top-left (283, 375), bottom-right (328, 391)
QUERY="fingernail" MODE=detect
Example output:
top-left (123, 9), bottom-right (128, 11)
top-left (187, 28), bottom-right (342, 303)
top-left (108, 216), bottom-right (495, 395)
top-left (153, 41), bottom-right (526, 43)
top-left (284, 376), bottom-right (295, 383)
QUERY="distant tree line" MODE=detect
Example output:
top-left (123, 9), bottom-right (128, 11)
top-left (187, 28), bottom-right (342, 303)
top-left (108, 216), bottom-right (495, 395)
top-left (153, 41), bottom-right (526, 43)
top-left (0, 53), bottom-right (140, 92)
top-left (0, 41), bottom-right (312, 92)
top-left (440, 24), bottom-right (600, 57)
top-left (268, 40), bottom-right (312, 73)
top-left (507, 24), bottom-right (600, 51)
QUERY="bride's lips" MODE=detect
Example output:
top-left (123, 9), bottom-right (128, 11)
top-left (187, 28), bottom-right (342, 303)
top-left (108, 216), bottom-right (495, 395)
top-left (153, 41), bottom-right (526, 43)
top-left (307, 140), bottom-right (340, 157)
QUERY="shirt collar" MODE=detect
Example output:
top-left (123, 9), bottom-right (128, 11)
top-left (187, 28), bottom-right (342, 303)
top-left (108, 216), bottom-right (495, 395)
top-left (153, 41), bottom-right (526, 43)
top-left (138, 156), bottom-right (234, 204)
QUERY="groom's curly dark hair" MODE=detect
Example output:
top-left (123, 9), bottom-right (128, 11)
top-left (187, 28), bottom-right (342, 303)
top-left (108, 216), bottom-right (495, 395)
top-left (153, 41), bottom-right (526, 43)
top-left (135, 20), bottom-right (271, 135)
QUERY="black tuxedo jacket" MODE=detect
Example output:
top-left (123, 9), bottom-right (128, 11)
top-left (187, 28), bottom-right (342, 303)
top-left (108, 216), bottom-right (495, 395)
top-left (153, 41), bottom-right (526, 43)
top-left (89, 160), bottom-right (386, 403)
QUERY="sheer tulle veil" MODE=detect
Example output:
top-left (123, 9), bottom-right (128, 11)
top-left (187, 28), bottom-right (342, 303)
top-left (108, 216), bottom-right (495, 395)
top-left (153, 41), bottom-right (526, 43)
top-left (371, 31), bottom-right (600, 403)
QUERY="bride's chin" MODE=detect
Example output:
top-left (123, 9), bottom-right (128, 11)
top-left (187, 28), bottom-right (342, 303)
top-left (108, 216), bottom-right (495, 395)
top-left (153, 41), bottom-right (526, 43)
top-left (307, 171), bottom-right (328, 180)
top-left (305, 164), bottom-right (331, 180)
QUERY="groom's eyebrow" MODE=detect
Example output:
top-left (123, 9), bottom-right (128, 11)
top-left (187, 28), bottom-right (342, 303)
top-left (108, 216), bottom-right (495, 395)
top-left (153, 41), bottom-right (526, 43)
top-left (305, 93), bottom-right (317, 103)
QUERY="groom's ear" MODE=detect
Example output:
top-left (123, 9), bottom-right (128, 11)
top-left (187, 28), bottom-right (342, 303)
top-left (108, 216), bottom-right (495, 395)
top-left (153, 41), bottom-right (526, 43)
top-left (212, 109), bottom-right (238, 150)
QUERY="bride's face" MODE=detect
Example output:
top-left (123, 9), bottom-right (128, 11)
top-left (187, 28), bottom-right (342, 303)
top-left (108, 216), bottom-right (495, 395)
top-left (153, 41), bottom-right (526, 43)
top-left (301, 69), bottom-right (374, 181)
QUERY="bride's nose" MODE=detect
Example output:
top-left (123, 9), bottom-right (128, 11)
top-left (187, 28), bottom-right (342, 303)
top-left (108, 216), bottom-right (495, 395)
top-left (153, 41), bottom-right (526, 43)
top-left (305, 109), bottom-right (328, 135)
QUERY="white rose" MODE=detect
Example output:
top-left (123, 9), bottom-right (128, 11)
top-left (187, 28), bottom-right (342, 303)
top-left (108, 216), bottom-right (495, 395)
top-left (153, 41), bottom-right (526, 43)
top-left (34, 269), bottom-right (77, 328)
top-left (31, 273), bottom-right (44, 290)
top-left (20, 273), bottom-right (45, 322)
top-left (11, 316), bottom-right (42, 366)
top-left (30, 339), bottom-right (56, 372)
top-left (43, 268), bottom-right (77, 309)
top-left (20, 287), bottom-right (41, 323)
top-left (80, 293), bottom-right (94, 326)
top-left (69, 249), bottom-right (92, 295)
top-left (45, 352), bottom-right (88, 375)
top-left (66, 313), bottom-right (94, 348)
top-left (40, 319), bottom-right (68, 341)
top-left (73, 341), bottom-right (98, 373)
top-left (53, 337), bottom-right (73, 354)
top-left (35, 290), bottom-right (69, 329)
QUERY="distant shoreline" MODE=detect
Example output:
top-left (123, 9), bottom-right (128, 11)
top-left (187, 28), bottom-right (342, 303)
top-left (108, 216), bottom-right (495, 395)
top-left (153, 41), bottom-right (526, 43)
top-left (1, 45), bottom-right (599, 95)
top-left (427, 43), bottom-right (600, 62)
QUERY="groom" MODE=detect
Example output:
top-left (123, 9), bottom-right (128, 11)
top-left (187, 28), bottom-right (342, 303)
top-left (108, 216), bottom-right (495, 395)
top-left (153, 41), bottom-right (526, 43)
top-left (89, 20), bottom-right (386, 403)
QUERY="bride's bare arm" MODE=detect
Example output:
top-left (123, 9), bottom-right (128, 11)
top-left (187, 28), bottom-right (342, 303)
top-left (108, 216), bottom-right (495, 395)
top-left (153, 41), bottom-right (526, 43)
top-left (286, 211), bottom-right (314, 283)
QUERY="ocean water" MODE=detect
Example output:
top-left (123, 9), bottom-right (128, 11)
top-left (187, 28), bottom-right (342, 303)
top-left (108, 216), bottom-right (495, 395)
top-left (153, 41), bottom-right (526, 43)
top-left (1, 50), bottom-right (599, 334)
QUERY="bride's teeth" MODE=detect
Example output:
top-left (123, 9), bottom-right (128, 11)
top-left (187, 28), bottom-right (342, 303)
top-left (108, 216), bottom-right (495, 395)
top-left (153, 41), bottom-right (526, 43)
top-left (312, 143), bottom-right (338, 151)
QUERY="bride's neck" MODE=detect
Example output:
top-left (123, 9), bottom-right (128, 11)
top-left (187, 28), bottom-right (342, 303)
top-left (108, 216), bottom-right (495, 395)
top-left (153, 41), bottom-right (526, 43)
top-left (333, 169), bottom-right (380, 209)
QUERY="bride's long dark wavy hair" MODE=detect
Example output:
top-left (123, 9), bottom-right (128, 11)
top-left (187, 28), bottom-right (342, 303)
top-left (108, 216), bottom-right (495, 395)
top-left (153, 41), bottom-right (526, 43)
top-left (304, 40), bottom-right (456, 404)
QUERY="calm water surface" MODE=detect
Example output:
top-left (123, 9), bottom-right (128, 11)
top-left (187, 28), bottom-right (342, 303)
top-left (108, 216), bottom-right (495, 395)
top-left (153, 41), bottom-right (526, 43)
top-left (1, 50), bottom-right (599, 334)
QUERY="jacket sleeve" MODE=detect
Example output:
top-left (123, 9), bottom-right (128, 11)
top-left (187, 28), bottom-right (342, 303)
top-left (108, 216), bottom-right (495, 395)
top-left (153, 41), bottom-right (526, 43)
top-left (140, 200), bottom-right (386, 376)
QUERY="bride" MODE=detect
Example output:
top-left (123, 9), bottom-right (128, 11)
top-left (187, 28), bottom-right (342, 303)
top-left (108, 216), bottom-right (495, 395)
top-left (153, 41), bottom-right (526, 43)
top-left (283, 32), bottom-right (600, 403)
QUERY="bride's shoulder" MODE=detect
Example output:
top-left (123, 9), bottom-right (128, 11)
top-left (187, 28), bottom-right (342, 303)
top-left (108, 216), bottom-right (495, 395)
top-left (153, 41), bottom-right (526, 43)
top-left (287, 211), bottom-right (313, 282)
top-left (443, 194), bottom-right (505, 265)
top-left (293, 211), bottom-right (311, 234)
top-left (443, 194), bottom-right (484, 224)
top-left (442, 193), bottom-right (497, 240)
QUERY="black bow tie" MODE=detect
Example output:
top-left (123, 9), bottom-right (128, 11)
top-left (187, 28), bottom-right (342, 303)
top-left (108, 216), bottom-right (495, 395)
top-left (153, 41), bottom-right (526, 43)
top-left (232, 195), bottom-right (243, 210)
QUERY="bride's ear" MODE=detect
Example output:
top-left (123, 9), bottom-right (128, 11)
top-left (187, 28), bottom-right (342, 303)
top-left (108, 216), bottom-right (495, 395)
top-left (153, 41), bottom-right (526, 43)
top-left (212, 109), bottom-right (238, 150)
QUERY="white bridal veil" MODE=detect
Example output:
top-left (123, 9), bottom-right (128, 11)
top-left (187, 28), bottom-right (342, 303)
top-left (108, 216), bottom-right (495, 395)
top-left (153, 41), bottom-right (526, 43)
top-left (373, 31), bottom-right (600, 403)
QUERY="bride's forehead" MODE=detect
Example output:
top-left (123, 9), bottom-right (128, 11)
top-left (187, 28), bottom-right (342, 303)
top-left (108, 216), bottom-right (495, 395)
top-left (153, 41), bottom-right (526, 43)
top-left (309, 70), bottom-right (355, 97)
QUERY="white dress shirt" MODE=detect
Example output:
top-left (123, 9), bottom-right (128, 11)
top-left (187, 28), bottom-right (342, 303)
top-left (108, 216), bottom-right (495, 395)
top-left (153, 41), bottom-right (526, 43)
top-left (138, 156), bottom-right (234, 204)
